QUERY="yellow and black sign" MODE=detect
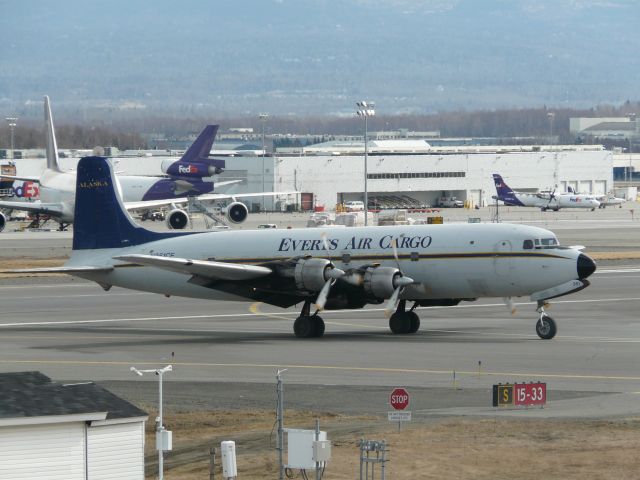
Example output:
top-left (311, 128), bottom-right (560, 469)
top-left (492, 383), bottom-right (513, 407)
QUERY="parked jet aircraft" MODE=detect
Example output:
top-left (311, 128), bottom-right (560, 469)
top-left (0, 97), bottom-right (294, 232)
top-left (6, 156), bottom-right (597, 340)
top-left (493, 174), bottom-right (600, 211)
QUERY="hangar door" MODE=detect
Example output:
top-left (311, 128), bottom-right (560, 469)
top-left (0, 423), bottom-right (85, 479)
top-left (593, 180), bottom-right (606, 196)
top-left (87, 422), bottom-right (145, 479)
top-left (566, 181), bottom-right (578, 193)
top-left (578, 181), bottom-right (592, 194)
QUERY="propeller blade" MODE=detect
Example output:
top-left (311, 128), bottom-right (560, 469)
top-left (315, 278), bottom-right (333, 311)
top-left (320, 232), bottom-right (331, 252)
top-left (385, 286), bottom-right (402, 317)
top-left (391, 238), bottom-right (401, 270)
top-left (503, 296), bottom-right (517, 315)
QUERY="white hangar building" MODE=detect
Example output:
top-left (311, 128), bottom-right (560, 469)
top-left (261, 142), bottom-right (613, 209)
top-left (0, 372), bottom-right (147, 480)
top-left (1, 141), bottom-right (613, 211)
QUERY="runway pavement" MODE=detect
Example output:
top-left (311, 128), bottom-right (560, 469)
top-left (1, 260), bottom-right (640, 420)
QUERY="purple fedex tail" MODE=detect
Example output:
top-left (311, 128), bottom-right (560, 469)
top-left (492, 174), bottom-right (525, 206)
top-left (143, 125), bottom-right (226, 201)
top-left (163, 125), bottom-right (225, 178)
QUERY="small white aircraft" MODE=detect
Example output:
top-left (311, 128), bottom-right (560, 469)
top-left (0, 96), bottom-right (296, 232)
top-left (493, 174), bottom-right (600, 211)
top-left (6, 156), bottom-right (597, 340)
top-left (567, 186), bottom-right (626, 209)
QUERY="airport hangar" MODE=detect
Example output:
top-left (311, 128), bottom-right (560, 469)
top-left (224, 141), bottom-right (613, 210)
top-left (2, 141), bottom-right (612, 211)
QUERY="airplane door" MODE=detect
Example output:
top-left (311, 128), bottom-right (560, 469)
top-left (494, 239), bottom-right (512, 276)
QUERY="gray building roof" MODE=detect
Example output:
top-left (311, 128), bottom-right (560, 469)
top-left (584, 122), bottom-right (637, 132)
top-left (0, 371), bottom-right (147, 420)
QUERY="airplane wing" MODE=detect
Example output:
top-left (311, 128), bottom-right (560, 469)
top-left (0, 265), bottom-right (113, 274)
top-left (123, 191), bottom-right (299, 212)
top-left (0, 200), bottom-right (65, 217)
top-left (0, 174), bottom-right (41, 183)
top-left (113, 254), bottom-right (272, 281)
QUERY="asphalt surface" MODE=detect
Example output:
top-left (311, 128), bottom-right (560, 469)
top-left (2, 206), bottom-right (640, 420)
top-left (1, 261), bottom-right (640, 420)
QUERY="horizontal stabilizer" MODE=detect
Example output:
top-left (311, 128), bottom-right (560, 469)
top-left (113, 254), bottom-right (272, 281)
top-left (0, 174), bottom-right (41, 183)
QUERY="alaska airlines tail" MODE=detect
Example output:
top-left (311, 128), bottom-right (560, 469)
top-left (44, 95), bottom-right (62, 173)
top-left (73, 156), bottom-right (189, 250)
top-left (492, 174), bottom-right (524, 206)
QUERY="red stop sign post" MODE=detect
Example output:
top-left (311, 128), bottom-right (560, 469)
top-left (389, 387), bottom-right (410, 410)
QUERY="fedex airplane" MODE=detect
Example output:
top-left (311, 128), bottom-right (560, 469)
top-left (0, 96), bottom-right (290, 232)
top-left (7, 156), bottom-right (597, 340)
top-left (493, 174), bottom-right (600, 211)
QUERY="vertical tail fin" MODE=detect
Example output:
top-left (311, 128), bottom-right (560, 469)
top-left (492, 174), bottom-right (515, 199)
top-left (73, 156), bottom-right (189, 250)
top-left (180, 125), bottom-right (219, 163)
top-left (44, 96), bottom-right (62, 173)
top-left (163, 125), bottom-right (225, 178)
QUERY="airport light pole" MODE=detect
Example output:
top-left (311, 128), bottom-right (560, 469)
top-left (259, 113), bottom-right (269, 210)
top-left (356, 102), bottom-right (375, 225)
top-left (130, 365), bottom-right (173, 480)
top-left (5, 117), bottom-right (17, 164)
top-left (547, 112), bottom-right (555, 144)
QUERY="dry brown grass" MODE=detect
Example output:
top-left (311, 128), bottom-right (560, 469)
top-left (146, 409), bottom-right (640, 479)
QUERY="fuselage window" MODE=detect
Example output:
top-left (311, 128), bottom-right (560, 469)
top-left (523, 239), bottom-right (534, 249)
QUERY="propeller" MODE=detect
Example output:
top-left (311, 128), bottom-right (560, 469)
top-left (314, 232), bottom-right (345, 311)
top-left (545, 187), bottom-right (557, 210)
top-left (502, 296), bottom-right (517, 315)
top-left (384, 238), bottom-right (415, 316)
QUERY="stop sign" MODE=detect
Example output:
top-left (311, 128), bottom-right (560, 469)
top-left (389, 387), bottom-right (410, 410)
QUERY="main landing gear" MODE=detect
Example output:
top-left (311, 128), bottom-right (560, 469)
top-left (389, 300), bottom-right (421, 335)
top-left (293, 301), bottom-right (325, 338)
top-left (535, 302), bottom-right (557, 340)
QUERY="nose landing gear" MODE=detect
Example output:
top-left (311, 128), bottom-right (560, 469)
top-left (536, 302), bottom-right (557, 339)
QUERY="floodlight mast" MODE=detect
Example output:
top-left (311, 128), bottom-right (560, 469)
top-left (130, 365), bottom-right (172, 480)
top-left (356, 102), bottom-right (375, 225)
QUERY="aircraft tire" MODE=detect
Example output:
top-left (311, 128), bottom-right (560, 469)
top-left (311, 315), bottom-right (325, 338)
top-left (536, 315), bottom-right (557, 340)
top-left (407, 311), bottom-right (420, 334)
top-left (389, 313), bottom-right (411, 334)
top-left (294, 316), bottom-right (314, 338)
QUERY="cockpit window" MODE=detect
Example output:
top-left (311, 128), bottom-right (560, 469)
top-left (540, 238), bottom-right (558, 246)
top-left (523, 239), bottom-right (534, 249)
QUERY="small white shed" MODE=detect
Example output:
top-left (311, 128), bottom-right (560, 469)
top-left (0, 372), bottom-right (148, 479)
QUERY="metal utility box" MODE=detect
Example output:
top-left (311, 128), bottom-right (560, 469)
top-left (313, 440), bottom-right (332, 462)
top-left (156, 430), bottom-right (172, 451)
top-left (286, 428), bottom-right (327, 469)
top-left (220, 440), bottom-right (237, 478)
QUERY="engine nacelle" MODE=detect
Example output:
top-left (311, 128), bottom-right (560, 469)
top-left (294, 258), bottom-right (335, 292)
top-left (0, 211), bottom-right (6, 232)
top-left (166, 209), bottom-right (189, 229)
top-left (222, 201), bottom-right (248, 224)
top-left (363, 266), bottom-right (403, 299)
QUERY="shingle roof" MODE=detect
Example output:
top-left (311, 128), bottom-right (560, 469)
top-left (0, 371), bottom-right (147, 420)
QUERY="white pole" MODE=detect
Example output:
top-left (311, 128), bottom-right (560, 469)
top-left (364, 114), bottom-right (368, 226)
top-left (158, 369), bottom-right (164, 480)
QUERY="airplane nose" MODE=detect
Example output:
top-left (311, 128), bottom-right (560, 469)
top-left (577, 253), bottom-right (596, 279)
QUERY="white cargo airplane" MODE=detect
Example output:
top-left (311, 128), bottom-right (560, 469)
top-left (6, 156), bottom-right (597, 340)
top-left (493, 174), bottom-right (600, 211)
top-left (0, 96), bottom-right (296, 232)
